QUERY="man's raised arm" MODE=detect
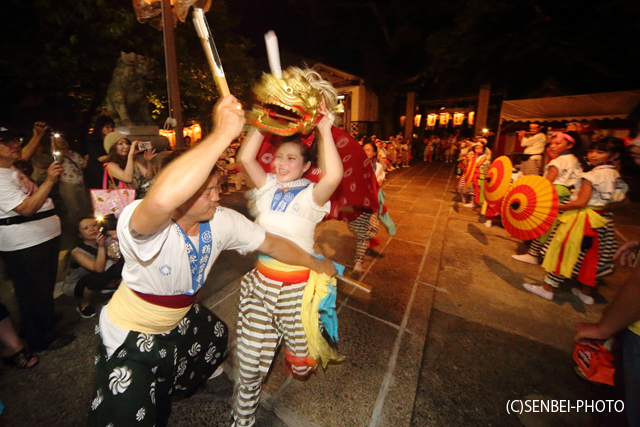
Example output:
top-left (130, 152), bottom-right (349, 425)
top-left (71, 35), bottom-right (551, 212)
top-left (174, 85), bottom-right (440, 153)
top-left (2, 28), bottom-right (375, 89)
top-left (130, 95), bottom-right (245, 236)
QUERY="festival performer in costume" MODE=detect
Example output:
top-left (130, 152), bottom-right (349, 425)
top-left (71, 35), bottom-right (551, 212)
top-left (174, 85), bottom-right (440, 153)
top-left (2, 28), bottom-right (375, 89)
top-left (512, 131), bottom-right (583, 264)
top-left (523, 137), bottom-right (628, 304)
top-left (88, 96), bottom-right (336, 427)
top-left (347, 141), bottom-right (393, 277)
top-left (457, 142), bottom-right (487, 208)
top-left (234, 67), bottom-right (343, 427)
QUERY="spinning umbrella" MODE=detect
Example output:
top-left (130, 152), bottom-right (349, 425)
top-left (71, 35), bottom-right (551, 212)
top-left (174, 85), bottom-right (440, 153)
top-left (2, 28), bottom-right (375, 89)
top-left (483, 156), bottom-right (513, 203)
top-left (501, 175), bottom-right (559, 240)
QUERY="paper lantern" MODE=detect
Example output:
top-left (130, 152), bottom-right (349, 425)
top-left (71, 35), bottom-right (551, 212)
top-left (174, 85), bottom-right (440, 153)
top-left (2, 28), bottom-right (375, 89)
top-left (414, 114), bottom-right (422, 127)
top-left (468, 111), bottom-right (475, 126)
top-left (160, 123), bottom-right (202, 147)
top-left (439, 113), bottom-right (450, 126)
top-left (453, 112), bottom-right (465, 126)
top-left (427, 114), bottom-right (438, 127)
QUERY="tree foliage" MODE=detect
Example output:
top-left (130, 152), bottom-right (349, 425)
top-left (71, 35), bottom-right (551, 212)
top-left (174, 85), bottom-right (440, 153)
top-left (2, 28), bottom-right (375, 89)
top-left (0, 0), bottom-right (257, 140)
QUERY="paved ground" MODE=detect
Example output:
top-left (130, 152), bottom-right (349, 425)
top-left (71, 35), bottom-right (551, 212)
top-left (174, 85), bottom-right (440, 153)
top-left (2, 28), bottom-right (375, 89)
top-left (0, 160), bottom-right (638, 426)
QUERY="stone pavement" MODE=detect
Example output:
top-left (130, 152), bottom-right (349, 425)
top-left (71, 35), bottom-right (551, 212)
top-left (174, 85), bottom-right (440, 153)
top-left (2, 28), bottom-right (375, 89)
top-left (0, 161), bottom-right (638, 426)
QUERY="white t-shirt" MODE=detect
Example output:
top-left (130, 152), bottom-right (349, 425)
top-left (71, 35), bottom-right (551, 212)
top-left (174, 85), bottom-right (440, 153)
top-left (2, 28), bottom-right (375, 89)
top-left (99, 199), bottom-right (266, 356)
top-left (545, 154), bottom-right (582, 188)
top-left (253, 174), bottom-right (329, 254)
top-left (521, 133), bottom-right (547, 155)
top-left (0, 166), bottom-right (60, 251)
top-left (572, 164), bottom-right (628, 207)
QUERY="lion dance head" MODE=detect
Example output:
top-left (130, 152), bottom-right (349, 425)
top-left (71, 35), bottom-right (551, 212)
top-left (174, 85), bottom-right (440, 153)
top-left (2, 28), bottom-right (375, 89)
top-left (248, 67), bottom-right (338, 136)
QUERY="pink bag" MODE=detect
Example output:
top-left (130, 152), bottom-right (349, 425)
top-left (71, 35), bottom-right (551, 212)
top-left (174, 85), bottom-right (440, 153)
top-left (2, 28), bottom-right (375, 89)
top-left (90, 168), bottom-right (136, 218)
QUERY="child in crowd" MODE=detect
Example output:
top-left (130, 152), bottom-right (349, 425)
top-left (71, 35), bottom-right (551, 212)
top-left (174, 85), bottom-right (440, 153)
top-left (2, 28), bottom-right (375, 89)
top-left (423, 138), bottom-right (432, 162)
top-left (63, 218), bottom-right (123, 318)
top-left (236, 93), bottom-right (343, 427)
top-left (457, 142), bottom-right (487, 207)
top-left (523, 137), bottom-right (629, 304)
top-left (512, 131), bottom-right (583, 265)
top-left (400, 137), bottom-right (411, 167)
top-left (387, 141), bottom-right (397, 171)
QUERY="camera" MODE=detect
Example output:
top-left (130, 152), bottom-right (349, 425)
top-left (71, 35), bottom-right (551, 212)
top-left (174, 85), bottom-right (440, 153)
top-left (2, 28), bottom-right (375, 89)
top-left (137, 141), bottom-right (152, 151)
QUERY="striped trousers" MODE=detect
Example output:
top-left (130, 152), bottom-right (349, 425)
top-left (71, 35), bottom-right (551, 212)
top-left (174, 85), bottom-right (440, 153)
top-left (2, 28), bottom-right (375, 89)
top-left (347, 212), bottom-right (379, 264)
top-left (233, 269), bottom-right (312, 427)
top-left (542, 212), bottom-right (617, 288)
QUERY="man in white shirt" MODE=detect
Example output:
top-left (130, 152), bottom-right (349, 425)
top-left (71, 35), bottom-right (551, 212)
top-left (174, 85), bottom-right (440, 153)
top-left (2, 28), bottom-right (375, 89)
top-left (89, 96), bottom-right (336, 427)
top-left (518, 123), bottom-right (547, 175)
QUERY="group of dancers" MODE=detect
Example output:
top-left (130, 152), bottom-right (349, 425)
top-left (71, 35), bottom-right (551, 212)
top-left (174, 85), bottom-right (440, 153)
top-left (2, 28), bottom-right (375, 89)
top-left (457, 126), bottom-right (631, 306)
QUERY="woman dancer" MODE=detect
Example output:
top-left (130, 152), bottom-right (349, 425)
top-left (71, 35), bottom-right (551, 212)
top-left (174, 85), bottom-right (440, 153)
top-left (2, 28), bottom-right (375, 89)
top-left (236, 98), bottom-right (342, 426)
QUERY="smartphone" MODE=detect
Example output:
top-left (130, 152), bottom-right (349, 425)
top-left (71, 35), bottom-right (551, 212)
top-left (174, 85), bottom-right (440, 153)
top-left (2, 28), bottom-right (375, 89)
top-left (53, 151), bottom-right (62, 162)
top-left (137, 141), bottom-right (152, 151)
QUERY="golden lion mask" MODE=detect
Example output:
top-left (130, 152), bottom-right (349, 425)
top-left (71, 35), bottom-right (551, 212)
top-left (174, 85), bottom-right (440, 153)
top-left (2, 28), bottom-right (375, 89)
top-left (248, 67), bottom-right (337, 136)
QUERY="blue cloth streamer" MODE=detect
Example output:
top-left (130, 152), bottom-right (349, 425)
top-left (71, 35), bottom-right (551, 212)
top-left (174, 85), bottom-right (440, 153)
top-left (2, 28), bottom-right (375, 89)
top-left (313, 256), bottom-right (344, 344)
top-left (377, 190), bottom-right (396, 235)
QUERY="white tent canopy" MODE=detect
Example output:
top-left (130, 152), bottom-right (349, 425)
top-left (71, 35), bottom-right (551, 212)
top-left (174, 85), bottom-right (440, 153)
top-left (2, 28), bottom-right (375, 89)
top-left (500, 90), bottom-right (640, 122)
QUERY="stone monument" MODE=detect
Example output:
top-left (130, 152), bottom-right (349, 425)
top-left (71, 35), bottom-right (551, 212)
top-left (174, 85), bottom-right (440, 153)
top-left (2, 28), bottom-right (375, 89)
top-left (105, 51), bottom-right (170, 150)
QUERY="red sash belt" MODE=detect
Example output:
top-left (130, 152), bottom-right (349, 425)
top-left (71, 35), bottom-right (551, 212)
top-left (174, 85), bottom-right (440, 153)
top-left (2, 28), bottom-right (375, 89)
top-left (132, 290), bottom-right (197, 309)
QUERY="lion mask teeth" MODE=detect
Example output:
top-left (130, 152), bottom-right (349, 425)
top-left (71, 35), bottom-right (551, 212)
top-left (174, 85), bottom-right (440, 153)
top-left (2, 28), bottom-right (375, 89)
top-left (248, 71), bottom-right (320, 136)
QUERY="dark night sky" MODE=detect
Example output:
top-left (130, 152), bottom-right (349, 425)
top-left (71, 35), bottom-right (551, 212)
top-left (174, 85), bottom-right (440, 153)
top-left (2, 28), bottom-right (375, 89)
top-left (226, 0), bottom-right (370, 77)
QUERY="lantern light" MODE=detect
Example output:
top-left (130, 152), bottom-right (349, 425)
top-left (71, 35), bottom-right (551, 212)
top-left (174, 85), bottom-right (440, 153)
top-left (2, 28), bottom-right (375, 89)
top-left (414, 114), bottom-right (422, 127)
top-left (439, 112), bottom-right (450, 126)
top-left (427, 114), bottom-right (438, 127)
top-left (468, 111), bottom-right (475, 126)
top-left (453, 112), bottom-right (465, 126)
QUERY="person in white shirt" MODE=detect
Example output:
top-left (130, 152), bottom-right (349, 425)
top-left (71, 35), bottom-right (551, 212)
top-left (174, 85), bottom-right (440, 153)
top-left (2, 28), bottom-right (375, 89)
top-left (518, 123), bottom-right (547, 175)
top-left (0, 123), bottom-right (75, 352)
top-left (88, 95), bottom-right (335, 427)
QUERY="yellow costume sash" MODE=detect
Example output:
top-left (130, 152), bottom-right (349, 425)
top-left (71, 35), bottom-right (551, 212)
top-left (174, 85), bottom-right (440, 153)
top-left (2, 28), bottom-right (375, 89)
top-left (541, 208), bottom-right (608, 278)
top-left (106, 283), bottom-right (191, 334)
top-left (301, 271), bottom-right (345, 368)
top-left (629, 320), bottom-right (640, 337)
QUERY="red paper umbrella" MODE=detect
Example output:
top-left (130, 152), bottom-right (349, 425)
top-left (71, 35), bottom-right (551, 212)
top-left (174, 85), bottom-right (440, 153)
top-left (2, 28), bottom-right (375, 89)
top-left (464, 154), bottom-right (477, 186)
top-left (501, 175), bottom-right (559, 240)
top-left (484, 156), bottom-right (513, 203)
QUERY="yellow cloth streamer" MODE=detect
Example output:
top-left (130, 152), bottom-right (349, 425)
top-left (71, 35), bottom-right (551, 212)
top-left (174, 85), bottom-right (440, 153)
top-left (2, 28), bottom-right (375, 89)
top-left (542, 208), bottom-right (608, 278)
top-left (300, 271), bottom-right (345, 369)
top-left (629, 320), bottom-right (640, 337)
top-left (106, 283), bottom-right (191, 334)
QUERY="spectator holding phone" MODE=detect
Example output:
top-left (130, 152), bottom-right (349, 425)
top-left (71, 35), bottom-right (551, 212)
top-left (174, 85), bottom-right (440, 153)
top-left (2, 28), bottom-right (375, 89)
top-left (102, 132), bottom-right (156, 199)
top-left (51, 132), bottom-right (91, 236)
top-left (0, 122), bottom-right (75, 351)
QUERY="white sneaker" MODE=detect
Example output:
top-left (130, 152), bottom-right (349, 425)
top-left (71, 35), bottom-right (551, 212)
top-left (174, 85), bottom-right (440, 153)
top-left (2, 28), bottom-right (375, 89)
top-left (523, 283), bottom-right (554, 300)
top-left (571, 288), bottom-right (594, 305)
top-left (511, 253), bottom-right (539, 265)
top-left (463, 202), bottom-right (475, 208)
top-left (483, 219), bottom-right (492, 228)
